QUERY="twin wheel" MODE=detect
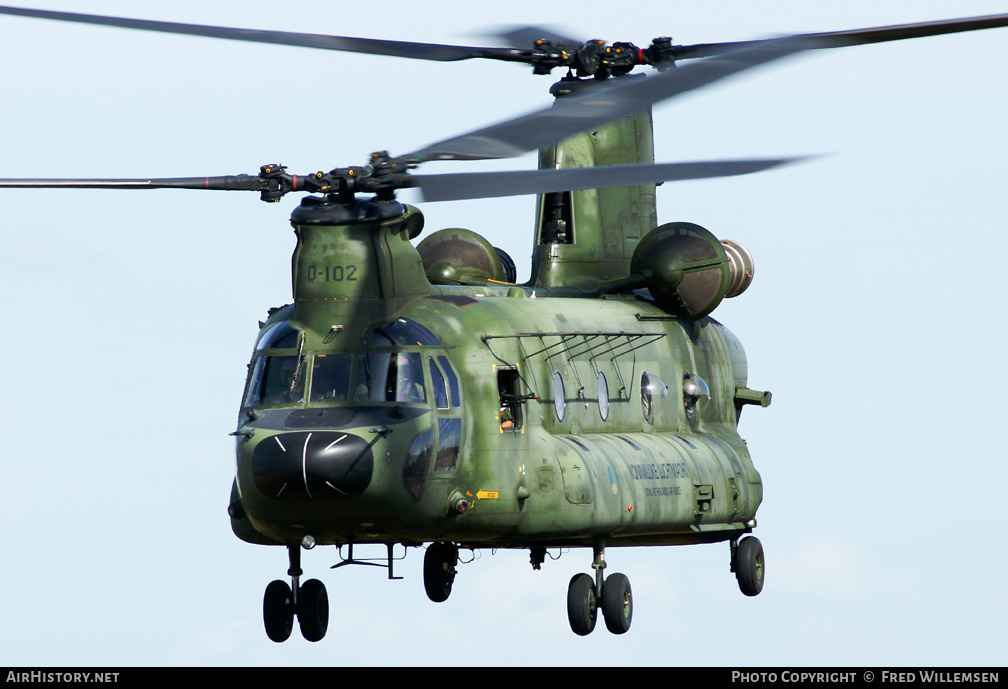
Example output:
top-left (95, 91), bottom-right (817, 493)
top-left (567, 535), bottom-right (765, 636)
top-left (567, 572), bottom-right (633, 636)
top-left (263, 577), bottom-right (329, 643)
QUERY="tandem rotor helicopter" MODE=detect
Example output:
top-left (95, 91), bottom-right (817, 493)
top-left (2, 5), bottom-right (1007, 645)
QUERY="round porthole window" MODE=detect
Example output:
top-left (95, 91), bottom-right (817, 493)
top-left (641, 372), bottom-right (668, 422)
top-left (597, 371), bottom-right (610, 421)
top-left (553, 371), bottom-right (566, 421)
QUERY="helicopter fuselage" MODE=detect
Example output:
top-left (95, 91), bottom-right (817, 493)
top-left (229, 200), bottom-right (764, 553)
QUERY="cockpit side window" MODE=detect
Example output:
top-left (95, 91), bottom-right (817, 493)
top-left (428, 358), bottom-right (449, 409)
top-left (438, 355), bottom-right (460, 407)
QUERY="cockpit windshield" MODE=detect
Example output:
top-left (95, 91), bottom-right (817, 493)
top-left (310, 354), bottom-right (353, 403)
top-left (244, 351), bottom-right (427, 407)
top-left (243, 318), bottom-right (438, 408)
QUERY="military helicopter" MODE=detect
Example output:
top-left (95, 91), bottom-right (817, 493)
top-left (2, 4), bottom-right (1007, 646)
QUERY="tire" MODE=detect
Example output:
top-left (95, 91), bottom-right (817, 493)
top-left (601, 572), bottom-right (633, 634)
top-left (263, 579), bottom-right (294, 643)
top-left (297, 578), bottom-right (329, 642)
top-left (735, 536), bottom-right (765, 596)
top-left (566, 573), bottom-right (597, 636)
top-left (423, 542), bottom-right (457, 603)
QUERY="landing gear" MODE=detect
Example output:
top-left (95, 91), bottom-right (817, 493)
top-left (566, 573), bottom-right (597, 636)
top-left (297, 578), bottom-right (329, 642)
top-left (423, 542), bottom-right (458, 603)
top-left (263, 545), bottom-right (329, 643)
top-left (732, 535), bottom-right (765, 597)
top-left (565, 538), bottom-right (632, 636)
top-left (263, 580), bottom-right (294, 642)
top-left (601, 572), bottom-right (633, 634)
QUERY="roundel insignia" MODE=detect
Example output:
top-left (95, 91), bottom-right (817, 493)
top-left (607, 466), bottom-right (619, 495)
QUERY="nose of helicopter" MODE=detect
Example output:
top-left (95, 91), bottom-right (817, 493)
top-left (250, 430), bottom-right (374, 501)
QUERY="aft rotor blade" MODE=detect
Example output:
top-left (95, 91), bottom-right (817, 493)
top-left (411, 157), bottom-right (804, 202)
top-left (405, 36), bottom-right (822, 163)
top-left (0, 5), bottom-right (522, 63)
top-left (672, 13), bottom-right (1008, 60)
top-left (0, 175), bottom-right (264, 191)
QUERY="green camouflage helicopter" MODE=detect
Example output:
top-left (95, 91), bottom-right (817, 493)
top-left (2, 5), bottom-right (1007, 644)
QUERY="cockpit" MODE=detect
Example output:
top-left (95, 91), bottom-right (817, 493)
top-left (242, 317), bottom-right (458, 409)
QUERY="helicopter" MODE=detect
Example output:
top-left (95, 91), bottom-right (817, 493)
top-left (2, 3), bottom-right (1007, 651)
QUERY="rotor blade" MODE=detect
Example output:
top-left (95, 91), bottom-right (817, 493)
top-left (411, 157), bottom-right (806, 202)
top-left (405, 36), bottom-right (823, 163)
top-left (0, 5), bottom-right (522, 63)
top-left (0, 175), bottom-right (263, 191)
top-left (671, 13), bottom-right (1008, 60)
top-left (492, 25), bottom-right (584, 51)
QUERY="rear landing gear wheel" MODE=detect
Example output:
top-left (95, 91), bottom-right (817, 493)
top-left (423, 542), bottom-right (458, 603)
top-left (601, 572), bottom-right (633, 634)
top-left (263, 580), bottom-right (294, 643)
top-left (566, 573), bottom-right (598, 636)
top-left (735, 536), bottom-right (765, 596)
top-left (297, 578), bottom-right (329, 642)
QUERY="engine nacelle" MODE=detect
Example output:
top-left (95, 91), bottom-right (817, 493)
top-left (416, 228), bottom-right (516, 285)
top-left (630, 222), bottom-right (754, 319)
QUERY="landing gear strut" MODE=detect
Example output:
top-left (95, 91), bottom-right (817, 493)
top-left (263, 544), bottom-right (329, 643)
top-left (566, 538), bottom-right (633, 636)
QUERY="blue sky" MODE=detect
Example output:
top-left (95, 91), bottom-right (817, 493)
top-left (1, 0), bottom-right (1006, 666)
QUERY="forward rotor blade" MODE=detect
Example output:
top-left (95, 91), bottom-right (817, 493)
top-left (0, 5), bottom-right (521, 63)
top-left (672, 13), bottom-right (1008, 60)
top-left (493, 25), bottom-right (583, 51)
top-left (405, 36), bottom-right (823, 163)
top-left (411, 157), bottom-right (805, 202)
top-left (0, 175), bottom-right (263, 191)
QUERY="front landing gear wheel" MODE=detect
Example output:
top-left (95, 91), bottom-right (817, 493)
top-left (735, 536), bottom-right (765, 596)
top-left (423, 542), bottom-right (458, 603)
top-left (601, 572), bottom-right (633, 634)
top-left (566, 573), bottom-right (598, 636)
top-left (297, 578), bottom-right (329, 642)
top-left (263, 580), bottom-right (294, 643)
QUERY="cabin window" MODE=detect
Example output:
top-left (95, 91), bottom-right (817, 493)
top-left (553, 371), bottom-right (566, 422)
top-left (597, 371), bottom-right (610, 421)
top-left (682, 372), bottom-right (711, 419)
top-left (640, 372), bottom-right (668, 422)
top-left (497, 367), bottom-right (522, 431)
